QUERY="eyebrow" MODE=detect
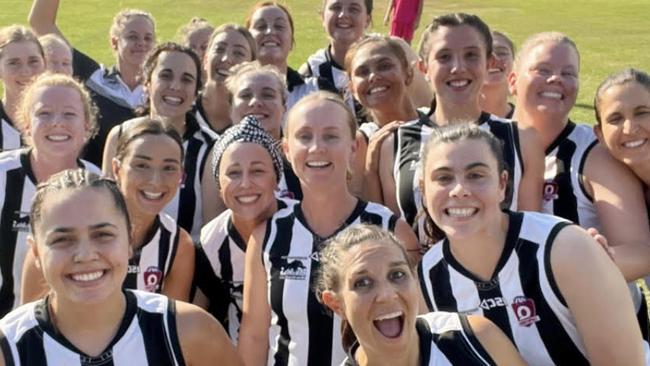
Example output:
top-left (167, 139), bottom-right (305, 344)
top-left (48, 222), bottom-right (117, 234)
top-left (433, 162), bottom-right (490, 172)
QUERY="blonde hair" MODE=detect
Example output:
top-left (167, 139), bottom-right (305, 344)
top-left (176, 17), bottom-right (214, 46)
top-left (225, 61), bottom-right (287, 104)
top-left (0, 25), bottom-right (44, 60)
top-left (17, 73), bottom-right (98, 145)
top-left (38, 33), bottom-right (71, 52)
top-left (285, 91), bottom-right (357, 139)
top-left (109, 9), bottom-right (155, 42)
top-left (206, 23), bottom-right (257, 61)
top-left (514, 32), bottom-right (580, 72)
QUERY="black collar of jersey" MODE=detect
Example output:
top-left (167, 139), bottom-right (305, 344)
top-left (544, 120), bottom-right (577, 155)
top-left (35, 289), bottom-right (139, 361)
top-left (286, 67), bottom-right (305, 92)
top-left (441, 210), bottom-right (524, 285)
top-left (428, 108), bottom-right (492, 128)
top-left (227, 215), bottom-right (248, 252)
top-left (417, 110), bottom-right (435, 128)
top-left (0, 101), bottom-right (15, 126)
top-left (20, 148), bottom-right (88, 186)
top-left (104, 65), bottom-right (125, 84)
top-left (183, 110), bottom-right (202, 140)
top-left (294, 199), bottom-right (367, 242)
top-left (325, 45), bottom-right (344, 71)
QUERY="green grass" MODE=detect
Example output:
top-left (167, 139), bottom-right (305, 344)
top-left (1, 0), bottom-right (649, 123)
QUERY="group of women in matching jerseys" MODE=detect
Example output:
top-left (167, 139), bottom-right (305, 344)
top-left (0, 0), bottom-right (649, 365)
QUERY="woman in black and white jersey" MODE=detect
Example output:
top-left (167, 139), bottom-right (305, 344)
top-left (0, 73), bottom-right (99, 317)
top-left (22, 119), bottom-right (194, 302)
top-left (316, 224), bottom-right (525, 366)
top-left (0, 169), bottom-right (241, 366)
top-left (102, 42), bottom-right (217, 241)
top-left (29, 0), bottom-right (156, 165)
top-left (238, 92), bottom-right (419, 366)
top-left (0, 25), bottom-right (45, 151)
top-left (417, 123), bottom-right (647, 365)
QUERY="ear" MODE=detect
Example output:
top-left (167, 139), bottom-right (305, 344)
top-left (282, 138), bottom-right (291, 162)
top-left (322, 290), bottom-right (346, 318)
top-left (593, 124), bottom-right (604, 143)
top-left (28, 235), bottom-right (42, 271)
top-left (404, 66), bottom-right (414, 87)
top-left (417, 58), bottom-right (428, 76)
top-left (112, 158), bottom-right (122, 183)
top-left (507, 70), bottom-right (518, 96)
top-left (110, 36), bottom-right (119, 52)
top-left (498, 170), bottom-right (509, 201)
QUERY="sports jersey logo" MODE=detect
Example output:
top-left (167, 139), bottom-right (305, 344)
top-left (511, 296), bottom-right (541, 327)
top-left (479, 297), bottom-right (506, 310)
top-left (543, 181), bottom-right (559, 201)
top-left (11, 210), bottom-right (30, 232)
top-left (278, 257), bottom-right (308, 280)
top-left (143, 266), bottom-right (163, 292)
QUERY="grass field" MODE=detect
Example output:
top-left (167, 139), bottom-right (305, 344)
top-left (1, 0), bottom-right (649, 123)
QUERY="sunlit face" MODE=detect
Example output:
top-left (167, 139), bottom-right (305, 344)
top-left (322, 0), bottom-right (369, 47)
top-left (284, 99), bottom-right (356, 189)
top-left (30, 187), bottom-right (130, 306)
top-left (422, 138), bottom-right (507, 240)
top-left (113, 134), bottom-right (183, 217)
top-left (28, 85), bottom-right (89, 160)
top-left (112, 15), bottom-right (156, 68)
top-left (484, 34), bottom-right (513, 87)
top-left (595, 82), bottom-right (650, 171)
top-left (423, 25), bottom-right (489, 108)
top-left (510, 41), bottom-right (579, 123)
top-left (0, 41), bottom-right (45, 96)
top-left (324, 241), bottom-right (418, 353)
top-left (187, 27), bottom-right (213, 63)
top-left (350, 42), bottom-right (410, 111)
top-left (219, 142), bottom-right (278, 221)
top-left (206, 30), bottom-right (254, 83)
top-left (230, 73), bottom-right (285, 139)
top-left (148, 50), bottom-right (198, 120)
top-left (248, 5), bottom-right (293, 66)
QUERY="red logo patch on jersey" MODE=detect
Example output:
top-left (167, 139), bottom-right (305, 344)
top-left (511, 296), bottom-right (541, 327)
top-left (143, 266), bottom-right (163, 292)
top-left (543, 181), bottom-right (559, 201)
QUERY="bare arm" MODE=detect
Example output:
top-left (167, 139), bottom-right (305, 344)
top-left (584, 143), bottom-right (650, 281)
top-left (161, 228), bottom-right (195, 302)
top-left (378, 133), bottom-right (400, 214)
top-left (552, 225), bottom-right (645, 366)
top-left (394, 218), bottom-right (421, 265)
top-left (28, 0), bottom-right (65, 39)
top-left (467, 315), bottom-right (526, 366)
top-left (238, 223), bottom-right (271, 366)
top-left (20, 249), bottom-right (49, 304)
top-left (176, 301), bottom-right (243, 366)
top-left (414, 0), bottom-right (424, 31)
top-left (364, 122), bottom-right (402, 204)
top-left (384, 0), bottom-right (395, 25)
top-left (350, 132), bottom-right (367, 199)
top-left (201, 144), bottom-right (227, 224)
top-left (516, 125), bottom-right (544, 211)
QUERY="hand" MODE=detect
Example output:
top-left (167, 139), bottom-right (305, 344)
top-left (365, 121), bottom-right (404, 173)
top-left (587, 227), bottom-right (615, 260)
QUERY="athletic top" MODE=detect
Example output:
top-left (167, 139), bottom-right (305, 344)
top-left (0, 149), bottom-right (100, 317)
top-left (123, 213), bottom-right (181, 294)
top-left (195, 198), bottom-right (293, 342)
top-left (192, 97), bottom-right (230, 138)
top-left (262, 200), bottom-right (398, 366)
top-left (343, 312), bottom-right (496, 366)
top-left (0, 103), bottom-right (21, 152)
top-left (73, 49), bottom-right (140, 166)
top-left (0, 290), bottom-right (185, 366)
top-left (286, 67), bottom-right (337, 111)
top-left (394, 112), bottom-right (523, 230)
top-left (418, 210), bottom-right (646, 366)
top-left (392, 0), bottom-right (421, 24)
top-left (277, 160), bottom-right (303, 201)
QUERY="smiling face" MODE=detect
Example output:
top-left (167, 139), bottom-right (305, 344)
top-left (423, 138), bottom-right (507, 240)
top-left (218, 142), bottom-right (278, 220)
top-left (31, 186), bottom-right (130, 306)
top-left (112, 15), bottom-right (155, 68)
top-left (43, 41), bottom-right (73, 76)
top-left (248, 5), bottom-right (293, 67)
top-left (148, 50), bottom-right (198, 119)
top-left (27, 85), bottom-right (89, 159)
top-left (0, 41), bottom-right (45, 97)
top-left (230, 72), bottom-right (285, 139)
top-left (511, 41), bottom-right (579, 124)
top-left (113, 134), bottom-right (183, 217)
top-left (322, 0), bottom-right (369, 47)
top-left (206, 30), bottom-right (254, 84)
top-left (595, 82), bottom-right (650, 170)
top-left (484, 33), bottom-right (513, 87)
top-left (187, 27), bottom-right (213, 63)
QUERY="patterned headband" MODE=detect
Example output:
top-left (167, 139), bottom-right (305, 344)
top-left (211, 116), bottom-right (284, 187)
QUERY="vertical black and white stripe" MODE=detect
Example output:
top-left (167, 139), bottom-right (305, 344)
top-left (286, 67), bottom-right (337, 111)
top-left (0, 149), bottom-right (99, 317)
top-left (163, 113), bottom-right (216, 241)
top-left (262, 200), bottom-right (397, 366)
top-left (419, 211), bottom-right (591, 365)
top-left (343, 312), bottom-right (496, 366)
top-left (0, 103), bottom-right (21, 152)
top-left (123, 213), bottom-right (180, 293)
top-left (192, 98), bottom-right (229, 138)
top-left (301, 47), bottom-right (358, 115)
top-left (0, 290), bottom-right (185, 365)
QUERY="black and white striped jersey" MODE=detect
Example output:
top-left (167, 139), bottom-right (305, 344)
top-left (343, 312), bottom-right (496, 366)
top-left (0, 149), bottom-right (100, 317)
top-left (192, 97), bottom-right (229, 139)
top-left (542, 121), bottom-right (599, 229)
top-left (419, 211), bottom-right (600, 365)
top-left (195, 199), bottom-right (294, 342)
top-left (262, 200), bottom-right (397, 366)
top-left (162, 113), bottom-right (216, 241)
top-left (123, 213), bottom-right (180, 294)
top-left (0, 103), bottom-right (21, 152)
top-left (0, 290), bottom-right (185, 365)
top-left (286, 67), bottom-right (337, 111)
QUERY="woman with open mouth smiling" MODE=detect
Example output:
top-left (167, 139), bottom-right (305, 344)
top-left (102, 42), bottom-right (218, 241)
top-left (418, 123), bottom-right (648, 365)
top-left (238, 92), bottom-right (419, 366)
top-left (0, 169), bottom-right (242, 366)
top-left (316, 224), bottom-right (525, 366)
top-left (22, 119), bottom-right (195, 303)
top-left (480, 31), bottom-right (515, 119)
top-left (0, 73), bottom-right (99, 318)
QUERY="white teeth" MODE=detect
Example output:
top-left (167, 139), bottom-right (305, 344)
top-left (306, 161), bottom-right (330, 167)
top-left (623, 139), bottom-right (646, 148)
top-left (337, 23), bottom-right (352, 29)
top-left (247, 113), bottom-right (267, 120)
top-left (446, 208), bottom-right (477, 217)
top-left (369, 86), bottom-right (388, 95)
top-left (540, 91), bottom-right (562, 99)
top-left (71, 271), bottom-right (103, 282)
top-left (374, 311), bottom-right (403, 321)
top-left (162, 96), bottom-right (182, 105)
top-left (488, 68), bottom-right (502, 74)
top-left (142, 191), bottom-right (163, 200)
top-left (47, 135), bottom-right (70, 141)
top-left (216, 69), bottom-right (230, 77)
top-left (237, 195), bottom-right (259, 203)
top-left (449, 80), bottom-right (469, 87)
top-left (262, 41), bottom-right (279, 47)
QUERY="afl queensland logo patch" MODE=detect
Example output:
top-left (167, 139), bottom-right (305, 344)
top-left (278, 257), bottom-right (309, 280)
top-left (511, 296), bottom-right (541, 327)
top-left (143, 266), bottom-right (163, 292)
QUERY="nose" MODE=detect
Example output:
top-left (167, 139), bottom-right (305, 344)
top-left (73, 240), bottom-right (99, 263)
top-left (169, 77), bottom-right (182, 91)
top-left (449, 180), bottom-right (470, 197)
top-left (450, 55), bottom-right (465, 74)
top-left (375, 281), bottom-right (399, 303)
top-left (149, 167), bottom-right (163, 185)
top-left (248, 95), bottom-right (263, 108)
top-left (622, 118), bottom-right (638, 135)
top-left (240, 170), bottom-right (253, 188)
